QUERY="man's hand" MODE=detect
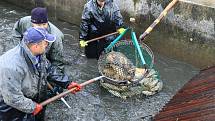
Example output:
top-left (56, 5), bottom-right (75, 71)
top-left (32, 103), bottom-right (43, 116)
top-left (80, 40), bottom-right (88, 48)
top-left (117, 28), bottom-right (126, 34)
top-left (67, 82), bottom-right (82, 94)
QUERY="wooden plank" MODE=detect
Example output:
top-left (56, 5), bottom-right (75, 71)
top-left (156, 99), bottom-right (214, 118)
top-left (166, 89), bottom-right (215, 107)
top-left (154, 66), bottom-right (215, 121)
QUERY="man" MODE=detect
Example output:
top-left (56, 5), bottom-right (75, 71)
top-left (0, 27), bottom-right (81, 121)
top-left (13, 7), bottom-right (68, 93)
top-left (79, 0), bottom-right (126, 59)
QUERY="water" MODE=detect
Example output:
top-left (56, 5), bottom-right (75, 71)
top-left (0, 1), bottom-right (199, 121)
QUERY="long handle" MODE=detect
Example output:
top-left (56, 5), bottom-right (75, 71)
top-left (131, 32), bottom-right (146, 65)
top-left (72, 32), bottom-right (119, 46)
top-left (86, 31), bottom-right (119, 44)
top-left (47, 82), bottom-right (71, 108)
top-left (40, 76), bottom-right (104, 106)
top-left (139, 0), bottom-right (179, 41)
top-left (105, 28), bottom-right (129, 52)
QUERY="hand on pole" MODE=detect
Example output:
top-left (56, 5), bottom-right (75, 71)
top-left (32, 103), bottom-right (43, 115)
top-left (79, 40), bottom-right (88, 48)
top-left (117, 28), bottom-right (126, 34)
top-left (67, 82), bottom-right (82, 94)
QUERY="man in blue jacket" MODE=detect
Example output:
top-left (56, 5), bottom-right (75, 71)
top-left (0, 27), bottom-right (81, 121)
top-left (79, 0), bottom-right (125, 59)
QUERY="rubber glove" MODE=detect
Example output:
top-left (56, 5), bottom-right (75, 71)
top-left (67, 82), bottom-right (82, 94)
top-left (117, 28), bottom-right (126, 34)
top-left (32, 103), bottom-right (43, 115)
top-left (79, 40), bottom-right (88, 48)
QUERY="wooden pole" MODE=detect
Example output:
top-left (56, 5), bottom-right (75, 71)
top-left (86, 31), bottom-right (119, 44)
top-left (139, 0), bottom-right (179, 41)
top-left (40, 76), bottom-right (104, 106)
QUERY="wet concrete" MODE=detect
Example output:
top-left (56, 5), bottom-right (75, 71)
top-left (181, 0), bottom-right (215, 8)
top-left (0, 1), bottom-right (199, 121)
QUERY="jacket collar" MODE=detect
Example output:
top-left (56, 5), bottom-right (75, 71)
top-left (20, 40), bottom-right (38, 66)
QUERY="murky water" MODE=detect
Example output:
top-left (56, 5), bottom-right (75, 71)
top-left (0, 1), bottom-right (199, 121)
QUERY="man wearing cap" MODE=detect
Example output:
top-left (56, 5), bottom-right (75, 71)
top-left (79, 0), bottom-right (126, 59)
top-left (13, 7), bottom-right (68, 95)
top-left (0, 27), bottom-right (81, 121)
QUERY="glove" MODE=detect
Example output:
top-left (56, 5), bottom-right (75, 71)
top-left (32, 103), bottom-right (43, 116)
top-left (117, 28), bottom-right (126, 34)
top-left (67, 82), bottom-right (82, 94)
top-left (79, 40), bottom-right (88, 48)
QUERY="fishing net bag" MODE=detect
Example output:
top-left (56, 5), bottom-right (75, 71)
top-left (98, 40), bottom-right (163, 99)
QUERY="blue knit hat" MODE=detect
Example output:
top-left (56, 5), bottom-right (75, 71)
top-left (31, 7), bottom-right (48, 24)
top-left (24, 27), bottom-right (56, 44)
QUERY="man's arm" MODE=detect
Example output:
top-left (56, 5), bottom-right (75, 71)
top-left (46, 23), bottom-right (70, 86)
top-left (13, 19), bottom-right (23, 39)
top-left (79, 5), bottom-right (91, 40)
top-left (112, 3), bottom-right (124, 29)
top-left (13, 16), bottom-right (32, 42)
top-left (46, 27), bottom-right (65, 71)
top-left (0, 68), bottom-right (36, 113)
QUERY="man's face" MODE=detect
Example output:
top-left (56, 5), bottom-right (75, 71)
top-left (32, 23), bottom-right (48, 29)
top-left (97, 0), bottom-right (105, 8)
top-left (32, 40), bottom-right (48, 55)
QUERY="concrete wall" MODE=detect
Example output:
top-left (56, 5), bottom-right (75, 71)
top-left (118, 0), bottom-right (215, 41)
top-left (3, 0), bottom-right (215, 69)
top-left (43, 0), bottom-right (86, 25)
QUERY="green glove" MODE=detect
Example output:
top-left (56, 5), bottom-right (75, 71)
top-left (79, 40), bottom-right (88, 48)
top-left (117, 28), bottom-right (126, 34)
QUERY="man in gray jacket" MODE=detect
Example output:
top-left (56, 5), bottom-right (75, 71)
top-left (13, 7), bottom-right (68, 93)
top-left (0, 27), bottom-right (81, 121)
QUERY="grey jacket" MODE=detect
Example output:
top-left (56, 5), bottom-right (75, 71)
top-left (13, 16), bottom-right (69, 83)
top-left (0, 41), bottom-right (49, 113)
top-left (79, 0), bottom-right (124, 40)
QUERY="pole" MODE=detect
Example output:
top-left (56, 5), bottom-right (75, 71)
top-left (40, 76), bottom-right (104, 106)
top-left (86, 31), bottom-right (119, 44)
top-left (47, 82), bottom-right (71, 108)
top-left (139, 0), bottom-right (179, 41)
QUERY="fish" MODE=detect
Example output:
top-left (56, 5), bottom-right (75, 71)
top-left (102, 51), bottom-right (135, 81)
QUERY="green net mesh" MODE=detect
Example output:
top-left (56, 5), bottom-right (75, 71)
top-left (98, 40), bottom-right (163, 99)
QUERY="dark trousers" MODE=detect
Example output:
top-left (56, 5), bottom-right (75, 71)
top-left (85, 37), bottom-right (114, 59)
top-left (0, 101), bottom-right (45, 121)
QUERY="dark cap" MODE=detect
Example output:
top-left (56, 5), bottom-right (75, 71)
top-left (31, 7), bottom-right (48, 24)
top-left (23, 27), bottom-right (56, 44)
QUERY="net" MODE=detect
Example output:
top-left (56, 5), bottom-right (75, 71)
top-left (101, 51), bottom-right (135, 81)
top-left (98, 40), bottom-right (163, 99)
top-left (98, 40), bottom-right (154, 85)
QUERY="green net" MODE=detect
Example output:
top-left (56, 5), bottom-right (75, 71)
top-left (113, 40), bottom-right (154, 69)
top-left (97, 28), bottom-right (163, 98)
top-left (98, 40), bottom-right (163, 99)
